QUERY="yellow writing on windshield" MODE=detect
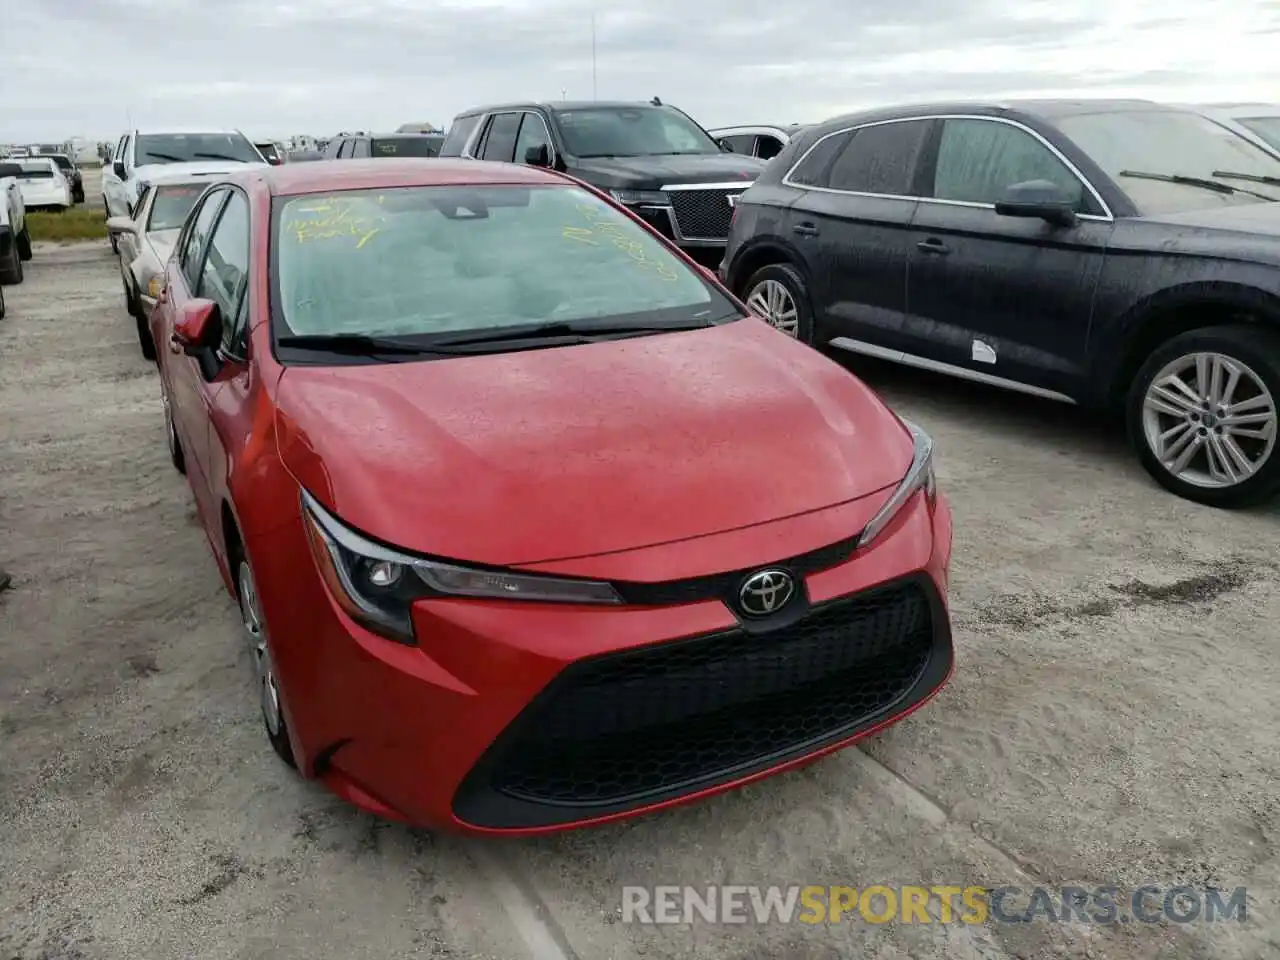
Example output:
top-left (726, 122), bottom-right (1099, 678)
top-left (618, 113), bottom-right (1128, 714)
top-left (563, 202), bottom-right (679, 281)
top-left (285, 196), bottom-right (386, 248)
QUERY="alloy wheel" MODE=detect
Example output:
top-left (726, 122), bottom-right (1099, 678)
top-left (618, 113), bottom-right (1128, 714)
top-left (1141, 351), bottom-right (1278, 489)
top-left (238, 560), bottom-right (283, 737)
top-left (745, 279), bottom-right (800, 338)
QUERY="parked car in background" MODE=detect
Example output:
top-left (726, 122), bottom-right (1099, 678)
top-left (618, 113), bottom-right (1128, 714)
top-left (151, 157), bottom-right (953, 833)
top-left (439, 99), bottom-right (768, 266)
top-left (255, 141), bottom-right (286, 165)
top-left (103, 127), bottom-right (266, 220)
top-left (724, 99), bottom-right (1280, 507)
top-left (0, 160), bottom-right (32, 302)
top-left (1186, 103), bottom-right (1280, 158)
top-left (14, 157), bottom-right (73, 211)
top-left (323, 131), bottom-right (445, 160)
top-left (287, 149), bottom-right (325, 163)
top-left (106, 170), bottom-right (224, 359)
top-left (709, 124), bottom-right (806, 161)
top-left (44, 153), bottom-right (85, 203)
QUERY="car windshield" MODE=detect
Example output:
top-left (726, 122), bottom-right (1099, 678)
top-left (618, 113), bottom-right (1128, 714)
top-left (1054, 109), bottom-right (1280, 214)
top-left (371, 136), bottom-right (444, 158)
top-left (148, 184), bottom-right (208, 231)
top-left (273, 184), bottom-right (731, 344)
top-left (48, 156), bottom-right (72, 170)
top-left (1236, 116), bottom-right (1280, 152)
top-left (135, 132), bottom-right (261, 165)
top-left (17, 161), bottom-right (55, 179)
top-left (552, 106), bottom-right (720, 158)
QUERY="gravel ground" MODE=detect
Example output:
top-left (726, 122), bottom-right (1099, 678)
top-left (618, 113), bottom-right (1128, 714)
top-left (2, 210), bottom-right (1279, 959)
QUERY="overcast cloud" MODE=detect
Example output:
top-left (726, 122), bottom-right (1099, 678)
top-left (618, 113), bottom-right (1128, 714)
top-left (5, 0), bottom-right (1280, 142)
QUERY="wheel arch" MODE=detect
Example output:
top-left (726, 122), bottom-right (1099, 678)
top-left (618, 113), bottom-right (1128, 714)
top-left (1102, 282), bottom-right (1280, 408)
top-left (726, 237), bottom-right (812, 296)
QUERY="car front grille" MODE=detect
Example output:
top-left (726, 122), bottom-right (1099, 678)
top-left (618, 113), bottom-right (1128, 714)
top-left (667, 187), bottom-right (738, 241)
top-left (453, 577), bottom-right (949, 828)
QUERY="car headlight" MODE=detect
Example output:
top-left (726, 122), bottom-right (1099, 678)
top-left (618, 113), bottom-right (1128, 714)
top-left (856, 419), bottom-right (937, 549)
top-left (609, 189), bottom-right (669, 205)
top-left (300, 490), bottom-right (622, 643)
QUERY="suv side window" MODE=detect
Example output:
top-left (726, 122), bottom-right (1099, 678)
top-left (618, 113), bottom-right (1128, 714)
top-left (756, 135), bottom-right (785, 160)
top-left (513, 112), bottom-right (552, 164)
top-left (351, 138), bottom-right (370, 158)
top-left (786, 130), bottom-right (853, 187)
top-left (825, 120), bottom-right (930, 195)
top-left (719, 134), bottom-right (755, 155)
top-left (179, 190), bottom-right (227, 291)
top-left (196, 192), bottom-right (251, 354)
top-left (481, 113), bottom-right (522, 162)
top-left (933, 118), bottom-right (1088, 211)
top-left (440, 114), bottom-right (481, 157)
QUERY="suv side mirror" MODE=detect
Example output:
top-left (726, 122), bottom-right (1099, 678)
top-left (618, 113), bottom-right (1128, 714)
top-left (524, 144), bottom-right (550, 167)
top-left (112, 160), bottom-right (127, 179)
top-left (994, 179), bottom-right (1079, 228)
top-left (718, 139), bottom-right (734, 152)
top-left (172, 299), bottom-right (223, 356)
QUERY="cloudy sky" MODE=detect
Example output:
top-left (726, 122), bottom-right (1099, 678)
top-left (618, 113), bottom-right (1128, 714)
top-left (6, 0), bottom-right (1280, 143)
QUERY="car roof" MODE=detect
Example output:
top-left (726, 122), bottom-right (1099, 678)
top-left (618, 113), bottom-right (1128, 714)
top-left (1196, 102), bottom-right (1280, 119)
top-left (131, 126), bottom-right (245, 136)
top-left (229, 157), bottom-right (571, 195)
top-left (367, 131), bottom-right (445, 138)
top-left (809, 98), bottom-right (1176, 130)
top-left (454, 100), bottom-right (671, 116)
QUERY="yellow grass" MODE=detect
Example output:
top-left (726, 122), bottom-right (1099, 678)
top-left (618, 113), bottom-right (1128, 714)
top-left (25, 206), bottom-right (107, 242)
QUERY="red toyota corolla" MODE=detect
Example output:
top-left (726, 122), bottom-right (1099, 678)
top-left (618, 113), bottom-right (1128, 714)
top-left (151, 158), bottom-right (953, 834)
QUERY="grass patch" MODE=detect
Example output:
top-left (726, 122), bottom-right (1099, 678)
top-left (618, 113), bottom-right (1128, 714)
top-left (25, 206), bottom-right (107, 242)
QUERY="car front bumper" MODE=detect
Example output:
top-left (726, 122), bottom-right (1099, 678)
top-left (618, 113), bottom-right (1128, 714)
top-left (251, 487), bottom-right (953, 835)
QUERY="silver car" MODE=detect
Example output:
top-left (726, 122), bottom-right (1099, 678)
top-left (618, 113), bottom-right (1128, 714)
top-left (105, 172), bottom-right (223, 359)
top-left (1181, 103), bottom-right (1280, 159)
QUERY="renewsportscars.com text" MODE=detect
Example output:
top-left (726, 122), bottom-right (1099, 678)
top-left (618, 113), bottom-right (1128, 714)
top-left (621, 885), bottom-right (1247, 925)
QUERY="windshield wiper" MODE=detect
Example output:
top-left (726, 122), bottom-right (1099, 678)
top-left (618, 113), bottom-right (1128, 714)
top-left (424, 317), bottom-right (721, 348)
top-left (140, 152), bottom-right (186, 163)
top-left (277, 333), bottom-right (456, 356)
top-left (1118, 170), bottom-right (1275, 201)
top-left (194, 152), bottom-right (251, 163)
top-left (1211, 170), bottom-right (1280, 188)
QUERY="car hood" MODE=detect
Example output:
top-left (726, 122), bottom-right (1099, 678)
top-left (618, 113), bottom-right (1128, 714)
top-left (274, 320), bottom-right (913, 566)
top-left (1142, 199), bottom-right (1280, 236)
top-left (570, 153), bottom-right (767, 191)
top-left (131, 160), bottom-right (267, 186)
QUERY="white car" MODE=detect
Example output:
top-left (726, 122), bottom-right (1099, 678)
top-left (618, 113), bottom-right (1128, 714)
top-left (1186, 103), bottom-right (1280, 159)
top-left (0, 159), bottom-right (32, 306)
top-left (14, 157), bottom-right (73, 211)
top-left (105, 170), bottom-right (224, 359)
top-left (708, 124), bottom-right (806, 161)
top-left (102, 127), bottom-right (266, 222)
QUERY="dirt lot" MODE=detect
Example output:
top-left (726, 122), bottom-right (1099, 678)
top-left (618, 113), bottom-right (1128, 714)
top-left (2, 229), bottom-right (1279, 958)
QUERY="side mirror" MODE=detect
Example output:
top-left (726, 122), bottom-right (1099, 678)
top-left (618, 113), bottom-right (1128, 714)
top-left (718, 139), bottom-right (734, 153)
top-left (0, 162), bottom-right (20, 178)
top-left (105, 216), bottom-right (138, 237)
top-left (112, 160), bottom-right (127, 179)
top-left (172, 298), bottom-right (223, 356)
top-left (994, 179), bottom-right (1078, 227)
top-left (524, 144), bottom-right (550, 167)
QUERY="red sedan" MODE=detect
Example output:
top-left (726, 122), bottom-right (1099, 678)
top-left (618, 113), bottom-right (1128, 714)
top-left (151, 158), bottom-right (954, 834)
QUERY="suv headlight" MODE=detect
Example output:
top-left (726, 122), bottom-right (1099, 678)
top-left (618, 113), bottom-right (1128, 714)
top-left (856, 419), bottom-right (937, 549)
top-left (300, 491), bottom-right (622, 644)
top-left (609, 189), bottom-right (669, 206)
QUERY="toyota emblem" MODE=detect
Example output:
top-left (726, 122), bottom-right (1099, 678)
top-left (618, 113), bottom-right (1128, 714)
top-left (737, 569), bottom-right (796, 618)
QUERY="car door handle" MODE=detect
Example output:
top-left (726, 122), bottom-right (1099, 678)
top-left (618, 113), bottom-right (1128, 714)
top-left (792, 222), bottom-right (820, 237)
top-left (916, 238), bottom-right (950, 255)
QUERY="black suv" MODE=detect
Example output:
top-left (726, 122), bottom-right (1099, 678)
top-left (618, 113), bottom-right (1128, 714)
top-left (323, 132), bottom-right (445, 160)
top-left (723, 99), bottom-right (1280, 508)
top-left (439, 100), bottom-right (767, 265)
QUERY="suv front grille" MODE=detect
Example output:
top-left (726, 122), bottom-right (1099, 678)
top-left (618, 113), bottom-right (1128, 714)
top-left (453, 577), bottom-right (949, 828)
top-left (668, 188), bottom-right (738, 241)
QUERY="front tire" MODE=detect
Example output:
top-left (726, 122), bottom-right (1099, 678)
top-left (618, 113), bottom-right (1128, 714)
top-left (0, 240), bottom-right (23, 285)
top-left (161, 384), bottom-right (186, 474)
top-left (741, 263), bottom-right (815, 344)
top-left (16, 227), bottom-right (32, 261)
top-left (235, 553), bottom-right (297, 769)
top-left (1127, 324), bottom-right (1280, 507)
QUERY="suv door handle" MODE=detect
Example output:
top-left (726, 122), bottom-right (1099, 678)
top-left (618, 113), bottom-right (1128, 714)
top-left (792, 222), bottom-right (820, 237)
top-left (916, 238), bottom-right (950, 255)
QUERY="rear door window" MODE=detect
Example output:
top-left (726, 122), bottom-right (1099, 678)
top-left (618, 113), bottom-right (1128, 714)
top-left (481, 113), bottom-right (522, 162)
top-left (756, 135), bottom-right (785, 160)
top-left (824, 120), bottom-right (930, 195)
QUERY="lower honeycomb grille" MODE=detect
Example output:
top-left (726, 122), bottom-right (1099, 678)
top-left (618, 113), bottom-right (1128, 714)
top-left (455, 578), bottom-right (944, 824)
